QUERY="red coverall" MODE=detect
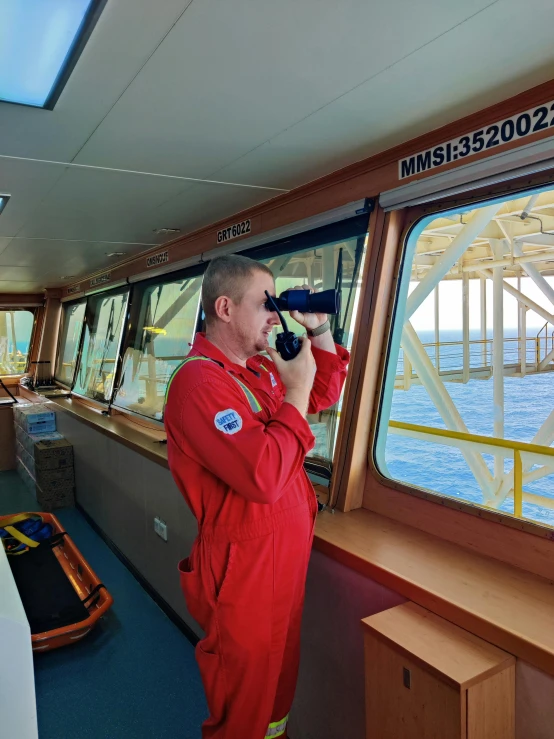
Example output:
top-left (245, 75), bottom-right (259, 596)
top-left (164, 333), bottom-right (349, 739)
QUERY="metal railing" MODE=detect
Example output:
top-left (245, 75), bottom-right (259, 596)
top-left (396, 335), bottom-right (554, 377)
top-left (388, 420), bottom-right (554, 519)
top-left (536, 322), bottom-right (554, 366)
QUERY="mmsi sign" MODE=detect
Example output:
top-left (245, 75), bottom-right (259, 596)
top-left (399, 99), bottom-right (554, 179)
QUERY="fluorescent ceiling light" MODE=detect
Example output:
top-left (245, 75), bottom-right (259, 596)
top-left (0, 0), bottom-right (106, 109)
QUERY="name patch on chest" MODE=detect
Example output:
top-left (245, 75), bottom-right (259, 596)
top-left (214, 409), bottom-right (243, 435)
top-left (269, 372), bottom-right (278, 388)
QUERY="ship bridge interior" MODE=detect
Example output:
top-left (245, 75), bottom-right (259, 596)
top-left (1, 2), bottom-right (554, 739)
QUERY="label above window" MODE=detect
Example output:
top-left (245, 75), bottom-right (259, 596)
top-left (146, 251), bottom-right (169, 268)
top-left (67, 284), bottom-right (81, 295)
top-left (217, 218), bottom-right (252, 244)
top-left (399, 99), bottom-right (554, 180)
top-left (89, 273), bottom-right (111, 287)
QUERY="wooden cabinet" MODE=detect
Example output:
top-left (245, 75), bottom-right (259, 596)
top-left (362, 602), bottom-right (515, 739)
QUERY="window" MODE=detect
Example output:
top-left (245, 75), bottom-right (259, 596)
top-left (261, 234), bottom-right (366, 467)
top-left (55, 301), bottom-right (86, 386)
top-left (0, 309), bottom-right (35, 375)
top-left (0, 0), bottom-right (106, 109)
top-left (113, 274), bottom-right (203, 421)
top-left (73, 289), bottom-right (129, 403)
top-left (376, 187), bottom-right (554, 529)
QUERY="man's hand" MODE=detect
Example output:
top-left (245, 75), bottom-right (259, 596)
top-left (267, 336), bottom-right (316, 417)
top-left (287, 285), bottom-right (327, 332)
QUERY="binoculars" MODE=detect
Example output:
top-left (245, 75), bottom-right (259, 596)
top-left (265, 288), bottom-right (340, 315)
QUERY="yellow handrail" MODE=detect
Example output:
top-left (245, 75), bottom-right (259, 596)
top-left (514, 450), bottom-right (523, 518)
top-left (388, 420), bottom-right (554, 519)
top-left (388, 420), bottom-right (554, 458)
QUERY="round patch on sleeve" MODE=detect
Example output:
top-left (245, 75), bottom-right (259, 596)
top-left (214, 409), bottom-right (243, 435)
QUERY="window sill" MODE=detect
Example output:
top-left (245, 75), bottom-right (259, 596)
top-left (32, 394), bottom-right (169, 467)
top-left (314, 508), bottom-right (554, 677)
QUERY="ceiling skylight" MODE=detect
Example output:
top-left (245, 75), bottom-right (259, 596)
top-left (0, 0), bottom-right (106, 109)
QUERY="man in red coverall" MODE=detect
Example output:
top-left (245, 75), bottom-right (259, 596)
top-left (164, 254), bottom-right (349, 739)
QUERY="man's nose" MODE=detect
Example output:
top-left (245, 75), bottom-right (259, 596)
top-left (268, 312), bottom-right (280, 326)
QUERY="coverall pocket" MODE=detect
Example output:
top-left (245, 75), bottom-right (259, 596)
top-left (196, 644), bottom-right (226, 725)
top-left (178, 557), bottom-right (211, 628)
top-left (213, 542), bottom-right (237, 604)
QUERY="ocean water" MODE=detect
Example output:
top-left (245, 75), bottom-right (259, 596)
top-left (383, 329), bottom-right (554, 527)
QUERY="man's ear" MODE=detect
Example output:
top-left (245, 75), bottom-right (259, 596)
top-left (214, 295), bottom-right (232, 323)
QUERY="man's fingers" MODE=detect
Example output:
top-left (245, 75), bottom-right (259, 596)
top-left (299, 335), bottom-right (311, 354)
top-left (267, 346), bottom-right (282, 365)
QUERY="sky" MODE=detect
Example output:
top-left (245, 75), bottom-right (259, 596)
top-left (409, 275), bottom-right (554, 332)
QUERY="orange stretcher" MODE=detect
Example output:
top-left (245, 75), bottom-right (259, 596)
top-left (0, 511), bottom-right (114, 652)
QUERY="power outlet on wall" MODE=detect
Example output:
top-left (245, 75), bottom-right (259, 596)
top-left (154, 516), bottom-right (168, 542)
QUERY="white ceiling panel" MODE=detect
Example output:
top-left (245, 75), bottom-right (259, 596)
top-left (24, 165), bottom-right (194, 221)
top-left (0, 238), bottom-right (12, 258)
top-left (74, 0), bottom-right (495, 179)
top-left (0, 281), bottom-right (42, 293)
top-left (0, 0), bottom-right (193, 162)
top-left (8, 162), bottom-right (277, 243)
top-left (150, 182), bottom-right (278, 236)
top-left (0, 266), bottom-right (53, 282)
top-left (0, 160), bottom-right (68, 237)
top-left (206, 0), bottom-right (554, 190)
top-left (0, 237), bottom-right (149, 277)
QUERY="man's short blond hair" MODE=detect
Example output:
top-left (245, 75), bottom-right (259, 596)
top-left (202, 254), bottom-right (273, 322)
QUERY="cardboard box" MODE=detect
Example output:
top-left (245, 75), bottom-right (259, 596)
top-left (36, 467), bottom-right (74, 489)
top-left (14, 424), bottom-right (25, 445)
top-left (34, 439), bottom-right (73, 471)
top-left (27, 419), bottom-right (57, 435)
top-left (16, 404), bottom-right (56, 434)
top-left (15, 457), bottom-right (37, 498)
top-left (36, 480), bottom-right (75, 512)
top-left (13, 403), bottom-right (34, 425)
top-left (16, 441), bottom-right (35, 477)
top-left (22, 431), bottom-right (64, 456)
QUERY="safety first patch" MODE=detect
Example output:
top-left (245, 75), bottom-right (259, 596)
top-left (214, 409), bottom-right (243, 435)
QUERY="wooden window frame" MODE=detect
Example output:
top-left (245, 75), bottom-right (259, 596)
top-left (331, 173), bottom-right (554, 581)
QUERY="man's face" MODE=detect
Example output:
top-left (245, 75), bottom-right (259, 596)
top-left (231, 270), bottom-right (280, 355)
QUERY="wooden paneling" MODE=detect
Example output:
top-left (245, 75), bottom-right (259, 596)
top-left (363, 603), bottom-right (515, 739)
top-left (334, 207), bottom-right (407, 512)
top-left (467, 666), bottom-right (515, 739)
top-left (331, 206), bottom-right (386, 510)
top-left (314, 509), bottom-right (554, 677)
top-left (364, 629), bottom-right (462, 739)
top-left (363, 602), bottom-right (513, 690)
top-left (364, 483), bottom-right (554, 584)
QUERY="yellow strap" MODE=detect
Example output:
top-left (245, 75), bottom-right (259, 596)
top-left (0, 513), bottom-right (35, 527)
top-left (4, 526), bottom-right (40, 549)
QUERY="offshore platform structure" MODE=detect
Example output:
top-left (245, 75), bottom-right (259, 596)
top-left (390, 191), bottom-right (554, 519)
